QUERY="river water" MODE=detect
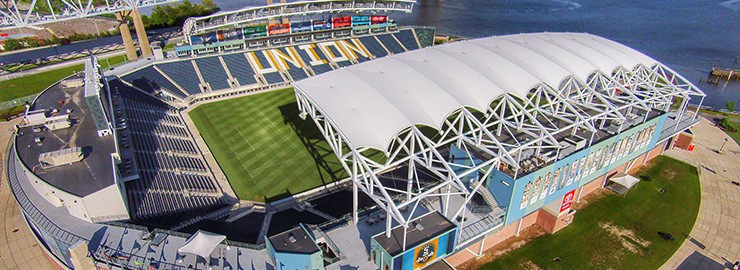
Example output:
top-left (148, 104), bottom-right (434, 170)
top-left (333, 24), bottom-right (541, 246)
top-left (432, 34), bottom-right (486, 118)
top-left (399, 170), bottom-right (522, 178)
top-left (210, 0), bottom-right (740, 109)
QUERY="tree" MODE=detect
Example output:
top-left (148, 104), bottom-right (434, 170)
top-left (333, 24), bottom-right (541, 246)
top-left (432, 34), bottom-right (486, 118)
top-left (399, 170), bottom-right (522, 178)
top-left (726, 101), bottom-right (737, 112)
top-left (2, 38), bottom-right (23, 51)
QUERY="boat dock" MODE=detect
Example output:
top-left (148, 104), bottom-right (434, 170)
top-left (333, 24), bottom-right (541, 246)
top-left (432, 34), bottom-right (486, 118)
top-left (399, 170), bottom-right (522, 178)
top-left (711, 67), bottom-right (740, 80)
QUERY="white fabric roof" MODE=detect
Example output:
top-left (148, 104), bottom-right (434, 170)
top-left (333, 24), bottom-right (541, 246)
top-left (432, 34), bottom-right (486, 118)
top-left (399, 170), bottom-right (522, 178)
top-left (610, 174), bottom-right (641, 189)
top-left (293, 32), bottom-right (658, 151)
top-left (177, 230), bottom-right (226, 258)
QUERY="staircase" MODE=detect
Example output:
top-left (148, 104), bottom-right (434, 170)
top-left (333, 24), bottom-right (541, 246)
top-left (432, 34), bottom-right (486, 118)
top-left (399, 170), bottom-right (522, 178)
top-left (477, 185), bottom-right (499, 209)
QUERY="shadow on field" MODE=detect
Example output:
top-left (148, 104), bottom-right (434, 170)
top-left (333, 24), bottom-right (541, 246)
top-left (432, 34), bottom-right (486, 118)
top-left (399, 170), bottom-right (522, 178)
top-left (278, 102), bottom-right (347, 188)
top-left (265, 189), bottom-right (292, 203)
top-left (675, 251), bottom-right (727, 270)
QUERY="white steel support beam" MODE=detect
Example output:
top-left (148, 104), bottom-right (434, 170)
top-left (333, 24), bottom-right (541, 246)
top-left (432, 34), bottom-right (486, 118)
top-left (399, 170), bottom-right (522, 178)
top-left (292, 60), bottom-right (705, 239)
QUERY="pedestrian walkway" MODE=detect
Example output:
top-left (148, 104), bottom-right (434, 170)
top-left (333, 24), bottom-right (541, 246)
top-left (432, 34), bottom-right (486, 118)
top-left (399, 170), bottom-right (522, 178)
top-left (0, 118), bottom-right (58, 270)
top-left (660, 117), bottom-right (740, 270)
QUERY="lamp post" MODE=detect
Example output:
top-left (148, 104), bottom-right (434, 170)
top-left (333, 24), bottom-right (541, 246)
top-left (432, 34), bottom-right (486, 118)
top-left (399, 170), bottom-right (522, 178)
top-left (719, 138), bottom-right (729, 154)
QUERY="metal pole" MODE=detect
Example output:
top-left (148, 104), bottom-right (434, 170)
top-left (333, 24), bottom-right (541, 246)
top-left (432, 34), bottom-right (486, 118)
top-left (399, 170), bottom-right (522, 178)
top-left (695, 96), bottom-right (705, 120)
top-left (719, 138), bottom-right (728, 154)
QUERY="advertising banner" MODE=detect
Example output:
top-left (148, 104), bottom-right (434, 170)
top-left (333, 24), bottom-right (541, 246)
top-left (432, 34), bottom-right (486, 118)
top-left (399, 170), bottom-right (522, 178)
top-left (243, 25), bottom-right (267, 38)
top-left (312, 20), bottom-right (332, 30)
top-left (268, 23), bottom-right (290, 35)
top-left (352, 15), bottom-right (370, 26)
top-left (332, 16), bottom-right (352, 28)
top-left (371, 15), bottom-right (388, 24)
top-left (560, 189), bottom-right (576, 214)
top-left (413, 238), bottom-right (439, 269)
top-left (291, 21), bottom-right (312, 33)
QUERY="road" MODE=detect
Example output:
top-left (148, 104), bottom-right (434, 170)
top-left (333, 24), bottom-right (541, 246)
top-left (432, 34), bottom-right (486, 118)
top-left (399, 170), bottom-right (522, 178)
top-left (0, 27), bottom-right (182, 66)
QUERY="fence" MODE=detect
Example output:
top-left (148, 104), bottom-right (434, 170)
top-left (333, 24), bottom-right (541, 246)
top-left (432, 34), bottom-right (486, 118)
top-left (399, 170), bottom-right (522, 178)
top-left (0, 93), bottom-right (37, 111)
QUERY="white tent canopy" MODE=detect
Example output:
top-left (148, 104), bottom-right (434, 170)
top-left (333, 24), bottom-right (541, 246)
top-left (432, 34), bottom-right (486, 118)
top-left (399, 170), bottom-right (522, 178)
top-left (177, 230), bottom-right (226, 258)
top-left (607, 174), bottom-right (641, 194)
top-left (293, 32), bottom-right (660, 151)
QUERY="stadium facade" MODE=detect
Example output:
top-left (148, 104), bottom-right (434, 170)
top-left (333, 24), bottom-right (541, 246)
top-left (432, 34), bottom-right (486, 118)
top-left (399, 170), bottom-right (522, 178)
top-left (6, 1), bottom-right (705, 270)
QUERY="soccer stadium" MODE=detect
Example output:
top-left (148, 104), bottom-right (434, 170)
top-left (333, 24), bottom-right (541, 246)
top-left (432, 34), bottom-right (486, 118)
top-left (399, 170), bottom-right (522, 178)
top-left (5, 1), bottom-right (707, 270)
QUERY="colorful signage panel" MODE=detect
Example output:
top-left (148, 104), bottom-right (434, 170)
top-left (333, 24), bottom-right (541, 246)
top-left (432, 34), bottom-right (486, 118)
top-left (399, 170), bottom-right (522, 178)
top-left (332, 16), bottom-right (352, 28)
top-left (560, 189), bottom-right (576, 213)
top-left (371, 15), bottom-right (388, 24)
top-left (268, 23), bottom-right (290, 35)
top-left (413, 238), bottom-right (438, 269)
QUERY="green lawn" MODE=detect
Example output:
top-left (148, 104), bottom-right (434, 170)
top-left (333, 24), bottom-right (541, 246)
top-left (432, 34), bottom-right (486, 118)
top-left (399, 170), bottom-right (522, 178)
top-left (720, 121), bottom-right (740, 147)
top-left (188, 88), bottom-right (348, 202)
top-left (0, 54), bottom-right (128, 102)
top-left (481, 156), bottom-right (700, 270)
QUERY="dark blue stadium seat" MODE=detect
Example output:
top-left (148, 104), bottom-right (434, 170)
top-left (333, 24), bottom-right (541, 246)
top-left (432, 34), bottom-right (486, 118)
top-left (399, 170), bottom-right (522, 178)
top-left (287, 67), bottom-right (309, 81)
top-left (394, 29), bottom-right (420, 50)
top-left (357, 36), bottom-right (389, 58)
top-left (195, 57), bottom-right (231, 91)
top-left (157, 61), bottom-right (203, 95)
top-left (110, 79), bottom-right (223, 219)
top-left (376, 33), bottom-right (406, 54)
top-left (262, 72), bottom-right (285, 84)
top-left (121, 66), bottom-right (187, 99)
top-left (221, 53), bottom-right (258, 86)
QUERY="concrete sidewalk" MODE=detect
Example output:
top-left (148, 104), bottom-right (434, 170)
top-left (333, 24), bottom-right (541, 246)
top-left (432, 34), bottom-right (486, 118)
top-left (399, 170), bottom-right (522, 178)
top-left (660, 117), bottom-right (740, 270)
top-left (0, 118), bottom-right (58, 270)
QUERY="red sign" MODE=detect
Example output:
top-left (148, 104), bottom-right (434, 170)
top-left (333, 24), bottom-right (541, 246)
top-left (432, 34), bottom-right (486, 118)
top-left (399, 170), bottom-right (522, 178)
top-left (268, 23), bottom-right (290, 35)
top-left (332, 16), bottom-right (351, 28)
top-left (560, 190), bottom-right (576, 213)
top-left (371, 15), bottom-right (387, 24)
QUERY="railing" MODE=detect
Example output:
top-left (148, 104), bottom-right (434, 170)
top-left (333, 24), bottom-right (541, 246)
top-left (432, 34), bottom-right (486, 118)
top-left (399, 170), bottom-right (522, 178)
top-left (305, 224), bottom-right (346, 265)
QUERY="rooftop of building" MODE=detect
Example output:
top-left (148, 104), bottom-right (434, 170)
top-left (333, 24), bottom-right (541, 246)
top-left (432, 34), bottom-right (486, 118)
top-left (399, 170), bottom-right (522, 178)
top-left (15, 75), bottom-right (116, 197)
top-left (268, 225), bottom-right (320, 255)
top-left (373, 211), bottom-right (457, 257)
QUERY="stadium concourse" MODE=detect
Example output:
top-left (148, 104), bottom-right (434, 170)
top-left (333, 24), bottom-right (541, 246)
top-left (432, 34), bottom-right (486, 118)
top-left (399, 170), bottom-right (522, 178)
top-left (5, 12), bottom-right (706, 270)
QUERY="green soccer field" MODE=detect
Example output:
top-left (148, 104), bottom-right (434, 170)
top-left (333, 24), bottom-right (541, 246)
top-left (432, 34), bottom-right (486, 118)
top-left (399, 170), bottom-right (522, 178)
top-left (188, 88), bottom-right (348, 202)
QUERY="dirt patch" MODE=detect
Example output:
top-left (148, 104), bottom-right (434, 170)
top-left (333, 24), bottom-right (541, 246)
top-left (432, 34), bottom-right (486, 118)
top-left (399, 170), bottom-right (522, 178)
top-left (598, 222), bottom-right (651, 254)
top-left (662, 169), bottom-right (677, 180)
top-left (456, 226), bottom-right (547, 270)
top-left (628, 164), bottom-right (647, 175)
top-left (571, 188), bottom-right (607, 210)
top-left (520, 260), bottom-right (544, 270)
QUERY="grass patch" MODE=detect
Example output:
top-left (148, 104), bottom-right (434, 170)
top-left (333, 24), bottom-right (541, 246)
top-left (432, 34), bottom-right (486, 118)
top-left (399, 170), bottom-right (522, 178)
top-left (720, 120), bottom-right (740, 147)
top-left (188, 88), bottom-right (348, 202)
top-left (0, 105), bottom-right (26, 121)
top-left (0, 54), bottom-right (128, 102)
top-left (480, 156), bottom-right (700, 270)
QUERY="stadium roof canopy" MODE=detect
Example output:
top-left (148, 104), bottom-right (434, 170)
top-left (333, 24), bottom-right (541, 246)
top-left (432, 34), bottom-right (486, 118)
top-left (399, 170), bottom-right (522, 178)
top-left (295, 32), bottom-right (671, 151)
top-left (292, 32), bottom-right (705, 240)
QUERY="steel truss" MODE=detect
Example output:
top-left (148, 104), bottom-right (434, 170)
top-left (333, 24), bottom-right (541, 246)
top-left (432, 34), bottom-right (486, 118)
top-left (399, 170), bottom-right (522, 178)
top-left (0, 0), bottom-right (178, 30)
top-left (182, 0), bottom-right (415, 42)
top-left (293, 62), bottom-right (704, 250)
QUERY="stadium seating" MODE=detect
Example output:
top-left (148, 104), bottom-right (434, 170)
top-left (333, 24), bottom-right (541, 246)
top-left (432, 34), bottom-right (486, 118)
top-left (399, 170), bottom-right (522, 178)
top-left (195, 57), bottom-right (231, 91)
top-left (376, 33), bottom-right (406, 54)
top-left (413, 27), bottom-right (436, 48)
top-left (310, 64), bottom-right (334, 74)
top-left (157, 61), bottom-right (203, 95)
top-left (221, 53), bottom-right (259, 86)
top-left (121, 67), bottom-right (187, 99)
top-left (394, 29), bottom-right (420, 50)
top-left (180, 212), bottom-right (266, 244)
top-left (357, 36), bottom-right (389, 58)
top-left (262, 72), bottom-right (285, 84)
top-left (287, 67), bottom-right (309, 81)
top-left (108, 79), bottom-right (224, 219)
top-left (292, 45), bottom-right (334, 76)
top-left (335, 61), bottom-right (353, 68)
